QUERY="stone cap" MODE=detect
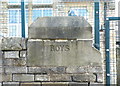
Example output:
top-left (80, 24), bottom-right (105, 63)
top-left (29, 16), bottom-right (92, 39)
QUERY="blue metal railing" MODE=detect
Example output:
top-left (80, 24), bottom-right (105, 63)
top-left (94, 2), bottom-right (100, 50)
top-left (105, 17), bottom-right (120, 86)
top-left (21, 0), bottom-right (25, 38)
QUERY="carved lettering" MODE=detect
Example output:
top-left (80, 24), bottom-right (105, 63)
top-left (50, 45), bottom-right (70, 51)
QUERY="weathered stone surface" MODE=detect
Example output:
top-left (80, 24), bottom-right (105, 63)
top-left (50, 74), bottom-right (71, 81)
top-left (3, 82), bottom-right (19, 86)
top-left (4, 66), bottom-right (27, 74)
top-left (35, 74), bottom-right (71, 81)
top-left (35, 75), bottom-right (50, 81)
top-left (27, 40), bottom-right (101, 66)
top-left (42, 82), bottom-right (68, 86)
top-left (90, 83), bottom-right (104, 86)
top-left (0, 73), bottom-right (2, 81)
top-left (69, 82), bottom-right (88, 86)
top-left (4, 58), bottom-right (26, 66)
top-left (72, 74), bottom-right (96, 82)
top-left (0, 51), bottom-right (2, 66)
top-left (20, 82), bottom-right (41, 86)
top-left (20, 51), bottom-right (26, 58)
top-left (4, 51), bottom-right (19, 58)
top-left (0, 67), bottom-right (2, 73)
top-left (28, 67), bottom-right (66, 74)
top-left (96, 73), bottom-right (103, 83)
top-left (1, 74), bottom-right (12, 81)
top-left (13, 74), bottom-right (34, 81)
top-left (29, 17), bottom-right (92, 39)
top-left (1, 37), bottom-right (27, 50)
top-left (66, 66), bottom-right (88, 73)
top-left (88, 66), bottom-right (103, 73)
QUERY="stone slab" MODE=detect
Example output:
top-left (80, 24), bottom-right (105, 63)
top-left (13, 74), bottom-right (34, 81)
top-left (4, 58), bottom-right (26, 66)
top-left (35, 75), bottom-right (50, 81)
top-left (42, 82), bottom-right (68, 86)
top-left (69, 82), bottom-right (88, 86)
top-left (4, 51), bottom-right (19, 59)
top-left (3, 82), bottom-right (19, 86)
top-left (90, 83), bottom-right (104, 86)
top-left (0, 67), bottom-right (2, 73)
top-left (72, 74), bottom-right (96, 82)
top-left (1, 37), bottom-right (27, 50)
top-left (5, 66), bottom-right (27, 74)
top-left (20, 51), bottom-right (26, 58)
top-left (66, 66), bottom-right (88, 73)
top-left (27, 40), bottom-right (101, 66)
top-left (29, 17), bottom-right (92, 39)
top-left (1, 74), bottom-right (12, 81)
top-left (28, 67), bottom-right (66, 74)
top-left (35, 74), bottom-right (71, 81)
top-left (20, 82), bottom-right (41, 86)
top-left (0, 51), bottom-right (3, 66)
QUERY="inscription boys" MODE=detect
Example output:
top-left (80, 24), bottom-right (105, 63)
top-left (50, 45), bottom-right (70, 51)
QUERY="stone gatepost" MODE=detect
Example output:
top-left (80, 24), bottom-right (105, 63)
top-left (0, 16), bottom-right (103, 86)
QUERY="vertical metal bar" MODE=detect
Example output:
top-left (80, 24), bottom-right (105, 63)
top-left (21, 0), bottom-right (25, 38)
top-left (105, 19), bottom-right (110, 86)
top-left (94, 2), bottom-right (100, 50)
top-left (104, 2), bottom-right (107, 24)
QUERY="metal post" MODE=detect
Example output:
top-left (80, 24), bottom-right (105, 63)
top-left (21, 0), bottom-right (25, 38)
top-left (105, 17), bottom-right (120, 86)
top-left (104, 2), bottom-right (107, 24)
top-left (94, 2), bottom-right (100, 50)
top-left (105, 19), bottom-right (110, 86)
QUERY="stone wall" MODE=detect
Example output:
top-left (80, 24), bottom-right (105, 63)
top-left (0, 38), bottom-right (103, 86)
top-left (0, 17), bottom-right (104, 86)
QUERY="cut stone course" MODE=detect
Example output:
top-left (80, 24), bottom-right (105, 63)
top-left (69, 82), bottom-right (88, 86)
top-left (20, 82), bottom-right (41, 86)
top-left (42, 82), bottom-right (68, 86)
top-left (0, 51), bottom-right (2, 66)
top-left (96, 73), bottom-right (103, 83)
top-left (88, 66), bottom-right (103, 73)
top-left (35, 75), bottom-right (50, 81)
top-left (13, 74), bottom-right (34, 81)
top-left (1, 74), bottom-right (12, 81)
top-left (1, 37), bottom-right (27, 50)
top-left (90, 83), bottom-right (104, 86)
top-left (50, 74), bottom-right (71, 81)
top-left (66, 66), bottom-right (88, 73)
top-left (3, 82), bottom-right (19, 86)
top-left (28, 67), bottom-right (66, 74)
top-left (72, 74), bottom-right (96, 82)
top-left (0, 67), bottom-right (2, 73)
top-left (4, 58), bottom-right (26, 66)
top-left (20, 51), bottom-right (26, 58)
top-left (4, 66), bottom-right (27, 74)
top-left (4, 51), bottom-right (19, 59)
top-left (35, 74), bottom-right (71, 81)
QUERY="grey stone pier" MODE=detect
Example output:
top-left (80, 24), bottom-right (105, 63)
top-left (28, 16), bottom-right (101, 66)
top-left (0, 17), bottom-right (103, 86)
